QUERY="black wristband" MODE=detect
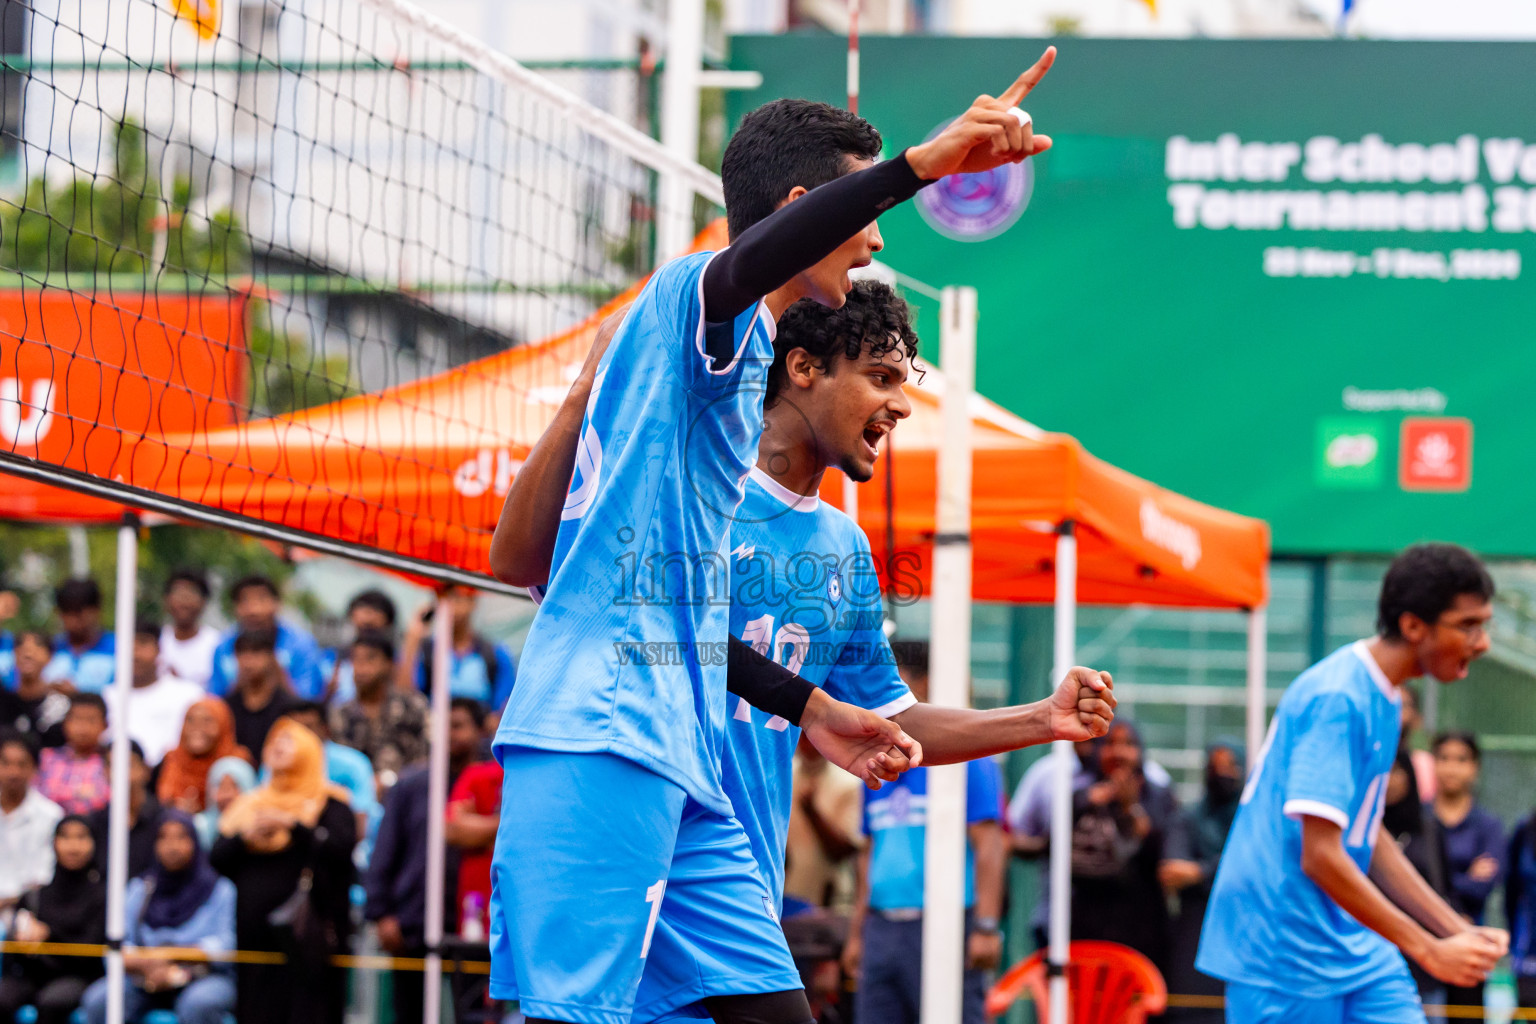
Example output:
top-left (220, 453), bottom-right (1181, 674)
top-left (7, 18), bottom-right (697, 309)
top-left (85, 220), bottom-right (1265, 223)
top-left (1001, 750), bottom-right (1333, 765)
top-left (726, 635), bottom-right (817, 726)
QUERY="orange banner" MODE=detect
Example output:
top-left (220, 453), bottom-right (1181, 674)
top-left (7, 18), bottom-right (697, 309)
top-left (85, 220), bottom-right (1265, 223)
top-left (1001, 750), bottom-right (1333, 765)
top-left (0, 290), bottom-right (247, 522)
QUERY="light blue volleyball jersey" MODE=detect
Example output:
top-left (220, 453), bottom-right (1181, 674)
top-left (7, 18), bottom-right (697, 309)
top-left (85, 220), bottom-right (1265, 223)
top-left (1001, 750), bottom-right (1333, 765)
top-left (722, 468), bottom-right (915, 905)
top-left (1198, 641), bottom-right (1407, 998)
top-left (495, 252), bottom-right (777, 816)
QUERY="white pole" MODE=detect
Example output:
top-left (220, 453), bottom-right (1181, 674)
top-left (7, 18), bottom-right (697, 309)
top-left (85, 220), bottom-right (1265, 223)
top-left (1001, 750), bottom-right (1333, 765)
top-left (422, 595), bottom-right (453, 1024)
top-left (106, 516), bottom-right (139, 1024)
top-left (920, 285), bottom-right (977, 1024)
top-left (1245, 603), bottom-right (1268, 775)
top-left (658, 0), bottom-right (704, 259)
top-left (1047, 525), bottom-right (1078, 1024)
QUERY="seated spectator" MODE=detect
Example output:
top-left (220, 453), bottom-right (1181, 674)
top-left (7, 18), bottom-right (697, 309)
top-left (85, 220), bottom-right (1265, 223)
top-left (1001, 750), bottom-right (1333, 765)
top-left (0, 587), bottom-right (17, 687)
top-left (330, 630), bottom-right (428, 783)
top-left (158, 570), bottom-right (221, 689)
top-left (87, 741), bottom-right (162, 880)
top-left (1067, 720), bottom-right (1189, 974)
top-left (81, 810), bottom-right (237, 1024)
top-left (123, 622), bottom-right (204, 767)
top-left (0, 632), bottom-right (69, 748)
top-left (784, 734), bottom-right (863, 913)
top-left (212, 718), bottom-right (355, 1024)
top-left (321, 589), bottom-right (398, 704)
top-left (399, 587), bottom-right (514, 714)
top-left (366, 697), bottom-right (485, 1024)
top-left (42, 579), bottom-right (115, 694)
top-left (446, 741), bottom-right (503, 938)
top-left (1431, 729), bottom-right (1505, 1012)
top-left (0, 815), bottom-right (106, 1024)
top-left (1167, 739), bottom-right (1245, 1024)
top-left (195, 756), bottom-right (256, 848)
top-left (37, 693), bottom-right (109, 815)
top-left (0, 730), bottom-right (64, 907)
top-left (225, 626), bottom-right (301, 755)
top-left (208, 576), bottom-right (325, 700)
top-left (283, 701), bottom-right (379, 855)
top-left (158, 699), bottom-right (252, 814)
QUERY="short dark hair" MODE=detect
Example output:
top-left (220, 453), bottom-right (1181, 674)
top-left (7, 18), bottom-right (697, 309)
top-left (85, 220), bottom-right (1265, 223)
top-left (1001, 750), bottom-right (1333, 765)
top-left (722, 99), bottom-right (883, 240)
top-left (230, 574), bottom-right (279, 603)
top-left (450, 696), bottom-right (488, 730)
top-left (69, 692), bottom-right (108, 718)
top-left (15, 630), bottom-right (52, 654)
top-left (287, 700), bottom-right (325, 722)
top-left (1377, 543), bottom-right (1495, 640)
top-left (134, 620), bottom-right (162, 643)
top-left (0, 728), bottom-right (38, 764)
top-left (351, 628), bottom-right (396, 663)
top-left (164, 568), bottom-right (210, 599)
top-left (767, 280), bottom-right (920, 408)
top-left (55, 578), bottom-right (102, 613)
top-left (891, 639), bottom-right (930, 679)
top-left (233, 625), bottom-right (279, 654)
top-left (347, 589), bottom-right (398, 627)
top-left (1432, 729), bottom-right (1481, 762)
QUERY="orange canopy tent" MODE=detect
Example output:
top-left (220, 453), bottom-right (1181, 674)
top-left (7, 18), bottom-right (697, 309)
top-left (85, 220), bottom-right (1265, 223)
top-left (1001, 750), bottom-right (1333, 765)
top-left (835, 373), bottom-right (1269, 610)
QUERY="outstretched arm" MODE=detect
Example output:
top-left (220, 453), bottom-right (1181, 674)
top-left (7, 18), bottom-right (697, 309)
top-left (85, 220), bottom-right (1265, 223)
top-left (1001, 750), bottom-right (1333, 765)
top-left (700, 48), bottom-right (1057, 323)
top-left (489, 309), bottom-right (626, 587)
top-left (890, 668), bottom-right (1115, 765)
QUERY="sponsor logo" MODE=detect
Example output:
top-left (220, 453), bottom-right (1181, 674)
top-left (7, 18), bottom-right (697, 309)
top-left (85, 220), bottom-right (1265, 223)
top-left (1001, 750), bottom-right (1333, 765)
top-left (1138, 499), bottom-right (1202, 571)
top-left (452, 449), bottom-right (522, 499)
top-left (0, 378), bottom-right (54, 448)
top-left (1400, 417), bottom-right (1472, 492)
top-left (1316, 417), bottom-right (1384, 489)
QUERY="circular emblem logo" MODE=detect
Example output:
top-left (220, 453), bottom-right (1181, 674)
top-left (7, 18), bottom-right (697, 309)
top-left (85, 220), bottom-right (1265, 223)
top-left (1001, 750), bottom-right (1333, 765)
top-left (827, 570), bottom-right (842, 605)
top-left (914, 121), bottom-right (1034, 242)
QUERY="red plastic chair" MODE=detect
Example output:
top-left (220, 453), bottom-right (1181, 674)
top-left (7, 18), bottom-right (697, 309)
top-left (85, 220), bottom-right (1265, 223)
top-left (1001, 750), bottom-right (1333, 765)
top-left (984, 941), bottom-right (1168, 1023)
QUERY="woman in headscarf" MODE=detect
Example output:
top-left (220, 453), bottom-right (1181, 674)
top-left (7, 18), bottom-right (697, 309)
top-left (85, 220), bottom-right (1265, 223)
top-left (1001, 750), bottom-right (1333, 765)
top-left (0, 816), bottom-right (107, 1024)
top-left (1068, 719), bottom-right (1189, 974)
top-left (210, 716), bottom-right (356, 1024)
top-left (1166, 739), bottom-right (1246, 1023)
top-left (79, 810), bottom-right (237, 1024)
top-left (157, 699), bottom-right (252, 814)
top-left (194, 756), bottom-right (257, 847)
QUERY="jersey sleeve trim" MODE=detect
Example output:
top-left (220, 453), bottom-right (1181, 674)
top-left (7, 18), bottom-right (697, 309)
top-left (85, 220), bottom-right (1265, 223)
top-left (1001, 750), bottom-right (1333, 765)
top-left (694, 250), bottom-right (776, 377)
top-left (867, 692), bottom-right (917, 719)
top-left (1282, 798), bottom-right (1350, 829)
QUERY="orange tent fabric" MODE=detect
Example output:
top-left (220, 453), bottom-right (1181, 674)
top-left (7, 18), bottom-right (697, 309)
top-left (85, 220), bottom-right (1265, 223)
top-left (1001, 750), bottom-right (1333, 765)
top-left (833, 374), bottom-right (1269, 609)
top-left (125, 221), bottom-right (1266, 609)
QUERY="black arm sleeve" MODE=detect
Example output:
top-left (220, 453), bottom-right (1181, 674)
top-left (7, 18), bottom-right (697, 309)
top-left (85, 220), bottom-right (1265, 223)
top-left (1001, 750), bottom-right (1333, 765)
top-left (726, 634), bottom-right (817, 726)
top-left (701, 150), bottom-right (929, 324)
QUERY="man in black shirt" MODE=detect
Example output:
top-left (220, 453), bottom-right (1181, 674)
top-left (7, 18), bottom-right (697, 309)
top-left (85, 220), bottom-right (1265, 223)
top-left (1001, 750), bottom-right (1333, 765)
top-left (85, 741), bottom-right (161, 879)
top-left (225, 626), bottom-right (300, 757)
top-left (0, 632), bottom-right (69, 748)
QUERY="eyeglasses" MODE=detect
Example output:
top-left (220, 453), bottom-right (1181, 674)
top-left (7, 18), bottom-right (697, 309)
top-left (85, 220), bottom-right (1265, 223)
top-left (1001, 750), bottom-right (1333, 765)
top-left (1437, 617), bottom-right (1492, 641)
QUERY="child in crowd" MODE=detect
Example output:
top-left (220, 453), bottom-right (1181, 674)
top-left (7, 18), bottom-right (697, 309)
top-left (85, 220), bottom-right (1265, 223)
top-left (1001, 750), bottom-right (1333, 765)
top-left (36, 694), bottom-right (109, 815)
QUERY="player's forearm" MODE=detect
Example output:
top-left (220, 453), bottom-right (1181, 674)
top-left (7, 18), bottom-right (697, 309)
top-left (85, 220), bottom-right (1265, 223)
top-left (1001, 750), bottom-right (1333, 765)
top-left (1301, 827), bottom-right (1436, 962)
top-left (702, 153), bottom-right (927, 322)
top-left (444, 812), bottom-right (499, 850)
top-left (1370, 824), bottom-right (1468, 938)
top-left (488, 393), bottom-right (585, 587)
top-left (890, 702), bottom-right (1051, 765)
top-left (727, 637), bottom-right (817, 725)
top-left (969, 822), bottom-right (1006, 923)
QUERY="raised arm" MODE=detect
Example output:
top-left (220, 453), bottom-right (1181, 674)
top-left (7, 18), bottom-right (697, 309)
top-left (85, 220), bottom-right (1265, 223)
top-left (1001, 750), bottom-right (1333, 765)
top-left (489, 309), bottom-right (626, 587)
top-left (701, 49), bottom-right (1056, 324)
top-left (1298, 815), bottom-right (1502, 987)
top-left (890, 667), bottom-right (1114, 765)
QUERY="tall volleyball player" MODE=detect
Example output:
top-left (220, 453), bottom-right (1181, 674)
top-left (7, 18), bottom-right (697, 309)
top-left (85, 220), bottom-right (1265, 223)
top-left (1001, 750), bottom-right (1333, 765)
top-left (488, 54), bottom-right (1060, 1024)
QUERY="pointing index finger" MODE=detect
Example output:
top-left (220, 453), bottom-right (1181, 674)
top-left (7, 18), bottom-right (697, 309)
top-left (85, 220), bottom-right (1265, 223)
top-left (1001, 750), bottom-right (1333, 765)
top-left (1000, 46), bottom-right (1056, 107)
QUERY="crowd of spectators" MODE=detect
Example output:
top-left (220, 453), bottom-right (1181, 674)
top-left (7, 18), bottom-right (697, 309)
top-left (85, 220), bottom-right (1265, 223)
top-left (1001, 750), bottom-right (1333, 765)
top-left (0, 572), bottom-right (516, 1024)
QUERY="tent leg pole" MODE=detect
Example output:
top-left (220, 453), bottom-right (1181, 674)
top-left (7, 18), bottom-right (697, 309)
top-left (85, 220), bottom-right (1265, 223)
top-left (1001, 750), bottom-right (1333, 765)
top-left (1246, 603), bottom-right (1268, 774)
top-left (1047, 523), bottom-right (1077, 1024)
top-left (423, 594), bottom-right (453, 1024)
top-left (106, 515), bottom-right (139, 1024)
top-left (920, 285), bottom-right (977, 1024)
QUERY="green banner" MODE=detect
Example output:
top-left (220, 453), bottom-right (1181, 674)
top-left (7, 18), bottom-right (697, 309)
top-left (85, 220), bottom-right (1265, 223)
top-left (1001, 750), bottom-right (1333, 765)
top-left (727, 37), bottom-right (1536, 556)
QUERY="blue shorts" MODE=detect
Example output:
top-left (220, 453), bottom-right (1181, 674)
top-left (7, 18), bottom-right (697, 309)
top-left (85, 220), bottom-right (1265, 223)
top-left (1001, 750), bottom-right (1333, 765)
top-left (489, 747), bottom-right (801, 1024)
top-left (1225, 966), bottom-right (1427, 1024)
